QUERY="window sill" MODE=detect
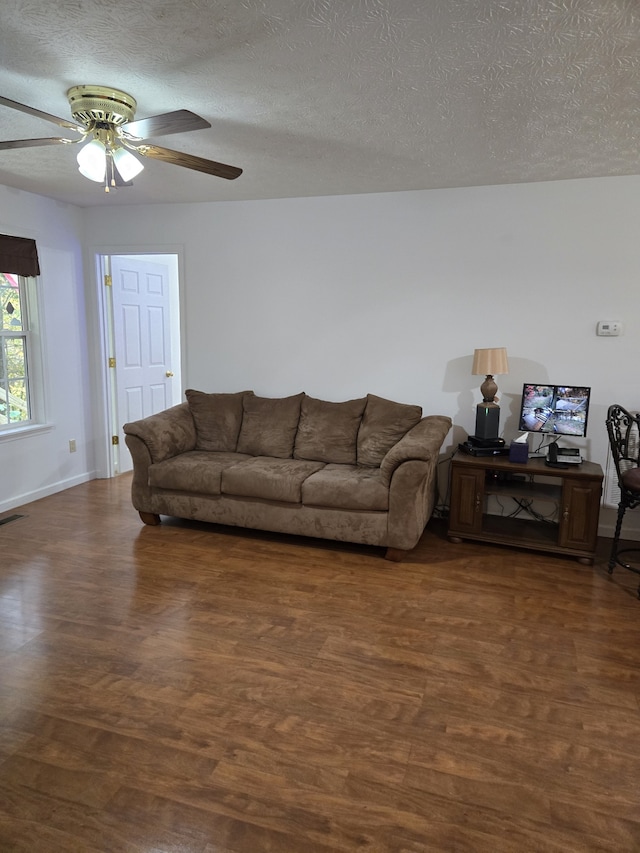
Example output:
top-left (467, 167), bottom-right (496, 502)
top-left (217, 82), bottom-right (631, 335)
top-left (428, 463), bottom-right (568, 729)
top-left (0, 422), bottom-right (54, 443)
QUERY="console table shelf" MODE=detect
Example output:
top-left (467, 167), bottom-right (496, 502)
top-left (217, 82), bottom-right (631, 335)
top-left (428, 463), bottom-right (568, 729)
top-left (448, 452), bottom-right (603, 564)
top-left (484, 479), bottom-right (561, 503)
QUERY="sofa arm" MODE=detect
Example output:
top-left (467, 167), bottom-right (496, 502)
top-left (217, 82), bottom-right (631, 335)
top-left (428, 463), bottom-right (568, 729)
top-left (123, 403), bottom-right (197, 464)
top-left (383, 415), bottom-right (451, 552)
top-left (380, 415), bottom-right (452, 486)
top-left (124, 403), bottom-right (197, 517)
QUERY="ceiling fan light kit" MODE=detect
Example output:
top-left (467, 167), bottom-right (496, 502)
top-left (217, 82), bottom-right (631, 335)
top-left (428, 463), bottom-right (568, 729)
top-left (111, 146), bottom-right (144, 182)
top-left (76, 137), bottom-right (108, 182)
top-left (76, 137), bottom-right (143, 186)
top-left (0, 84), bottom-right (242, 195)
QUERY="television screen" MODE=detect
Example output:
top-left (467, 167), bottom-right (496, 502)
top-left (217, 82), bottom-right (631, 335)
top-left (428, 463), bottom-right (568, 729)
top-left (518, 383), bottom-right (591, 437)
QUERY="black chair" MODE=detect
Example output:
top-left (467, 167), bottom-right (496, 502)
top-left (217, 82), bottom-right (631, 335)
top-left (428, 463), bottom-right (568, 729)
top-left (605, 404), bottom-right (640, 597)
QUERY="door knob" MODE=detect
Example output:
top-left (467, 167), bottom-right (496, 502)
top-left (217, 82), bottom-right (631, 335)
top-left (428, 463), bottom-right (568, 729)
top-left (166, 371), bottom-right (174, 378)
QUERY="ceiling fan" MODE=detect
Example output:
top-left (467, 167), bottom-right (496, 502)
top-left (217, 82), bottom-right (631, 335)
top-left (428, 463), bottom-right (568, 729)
top-left (0, 85), bottom-right (242, 192)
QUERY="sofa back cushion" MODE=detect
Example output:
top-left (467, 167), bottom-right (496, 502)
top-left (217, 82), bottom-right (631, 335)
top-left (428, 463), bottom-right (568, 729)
top-left (357, 394), bottom-right (423, 467)
top-left (294, 395), bottom-right (366, 464)
top-left (236, 393), bottom-right (304, 458)
top-left (185, 389), bottom-right (253, 452)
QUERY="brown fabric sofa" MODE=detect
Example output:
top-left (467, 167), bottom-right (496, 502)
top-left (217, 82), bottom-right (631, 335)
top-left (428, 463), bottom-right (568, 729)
top-left (123, 390), bottom-right (451, 560)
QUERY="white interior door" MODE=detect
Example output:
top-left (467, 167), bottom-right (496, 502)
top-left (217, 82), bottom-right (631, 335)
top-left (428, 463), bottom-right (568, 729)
top-left (111, 256), bottom-right (174, 473)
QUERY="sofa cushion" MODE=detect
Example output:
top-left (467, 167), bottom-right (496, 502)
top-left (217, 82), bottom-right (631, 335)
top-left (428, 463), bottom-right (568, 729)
top-left (357, 394), bottom-right (423, 467)
top-left (302, 464), bottom-right (389, 511)
top-left (294, 395), bottom-right (366, 465)
top-left (236, 392), bottom-right (304, 458)
top-left (149, 451), bottom-right (251, 496)
top-left (185, 389), bottom-right (253, 452)
top-left (222, 457), bottom-right (325, 503)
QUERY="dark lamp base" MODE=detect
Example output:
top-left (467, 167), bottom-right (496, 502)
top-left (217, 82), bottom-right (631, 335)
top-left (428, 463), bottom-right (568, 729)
top-left (474, 402), bottom-right (500, 441)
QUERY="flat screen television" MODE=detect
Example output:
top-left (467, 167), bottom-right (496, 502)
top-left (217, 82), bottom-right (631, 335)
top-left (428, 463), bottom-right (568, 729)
top-left (518, 383), bottom-right (591, 437)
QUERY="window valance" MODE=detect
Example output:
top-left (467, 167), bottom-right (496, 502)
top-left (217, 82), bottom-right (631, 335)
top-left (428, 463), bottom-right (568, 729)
top-left (0, 234), bottom-right (40, 276)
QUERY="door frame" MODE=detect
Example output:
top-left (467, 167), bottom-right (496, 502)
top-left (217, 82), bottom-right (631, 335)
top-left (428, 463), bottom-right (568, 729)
top-left (88, 244), bottom-right (185, 479)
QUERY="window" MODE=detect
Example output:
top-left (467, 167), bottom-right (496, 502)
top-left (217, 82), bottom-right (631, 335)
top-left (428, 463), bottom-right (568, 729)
top-left (0, 235), bottom-right (43, 436)
top-left (0, 273), bottom-right (32, 428)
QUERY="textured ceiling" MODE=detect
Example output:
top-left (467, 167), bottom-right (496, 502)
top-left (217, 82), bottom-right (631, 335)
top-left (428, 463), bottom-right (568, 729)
top-left (0, 0), bottom-right (638, 207)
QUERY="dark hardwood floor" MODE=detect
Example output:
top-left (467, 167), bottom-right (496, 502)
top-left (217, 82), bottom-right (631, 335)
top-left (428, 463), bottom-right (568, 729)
top-left (1, 474), bottom-right (639, 852)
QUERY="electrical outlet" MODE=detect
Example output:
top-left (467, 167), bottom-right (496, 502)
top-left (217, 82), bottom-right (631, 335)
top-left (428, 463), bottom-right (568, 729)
top-left (69, 439), bottom-right (76, 453)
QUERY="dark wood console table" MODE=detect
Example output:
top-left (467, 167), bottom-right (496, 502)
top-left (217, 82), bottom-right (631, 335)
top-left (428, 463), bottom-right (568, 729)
top-left (448, 451), bottom-right (603, 564)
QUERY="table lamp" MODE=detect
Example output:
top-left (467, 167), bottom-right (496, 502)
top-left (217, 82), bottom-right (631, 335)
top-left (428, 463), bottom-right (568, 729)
top-left (471, 347), bottom-right (509, 443)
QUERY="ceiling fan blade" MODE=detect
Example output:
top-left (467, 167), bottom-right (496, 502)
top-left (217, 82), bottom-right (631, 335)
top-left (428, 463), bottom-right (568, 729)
top-left (0, 95), bottom-right (84, 133)
top-left (121, 110), bottom-right (211, 139)
top-left (0, 136), bottom-right (79, 150)
top-left (135, 143), bottom-right (242, 180)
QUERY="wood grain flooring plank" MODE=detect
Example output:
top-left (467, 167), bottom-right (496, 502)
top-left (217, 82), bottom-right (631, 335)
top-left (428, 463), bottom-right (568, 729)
top-left (1, 476), bottom-right (640, 851)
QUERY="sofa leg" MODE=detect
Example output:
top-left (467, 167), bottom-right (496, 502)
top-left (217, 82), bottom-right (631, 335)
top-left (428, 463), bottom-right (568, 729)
top-left (139, 511), bottom-right (161, 526)
top-left (385, 547), bottom-right (408, 562)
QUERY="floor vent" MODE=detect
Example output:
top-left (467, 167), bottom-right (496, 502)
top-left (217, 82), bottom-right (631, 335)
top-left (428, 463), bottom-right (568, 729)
top-left (0, 513), bottom-right (25, 526)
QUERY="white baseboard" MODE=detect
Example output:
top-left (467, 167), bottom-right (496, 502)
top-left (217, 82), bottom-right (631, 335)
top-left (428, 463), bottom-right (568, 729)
top-left (598, 505), bottom-right (640, 541)
top-left (0, 471), bottom-right (98, 515)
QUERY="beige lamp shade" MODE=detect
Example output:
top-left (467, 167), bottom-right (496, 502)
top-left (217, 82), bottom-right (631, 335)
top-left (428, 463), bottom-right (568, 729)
top-left (472, 347), bottom-right (509, 403)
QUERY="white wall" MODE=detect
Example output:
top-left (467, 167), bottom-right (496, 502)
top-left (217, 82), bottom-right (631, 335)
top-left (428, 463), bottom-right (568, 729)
top-left (0, 185), bottom-right (95, 512)
top-left (84, 175), bottom-right (640, 536)
top-left (4, 175), bottom-right (639, 538)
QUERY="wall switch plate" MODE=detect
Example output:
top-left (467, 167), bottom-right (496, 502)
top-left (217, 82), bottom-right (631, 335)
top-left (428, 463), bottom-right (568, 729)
top-left (69, 439), bottom-right (76, 453)
top-left (597, 320), bottom-right (622, 336)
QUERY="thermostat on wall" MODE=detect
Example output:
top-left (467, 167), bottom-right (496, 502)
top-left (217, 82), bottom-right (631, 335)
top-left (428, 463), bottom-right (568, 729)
top-left (597, 321), bottom-right (622, 336)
